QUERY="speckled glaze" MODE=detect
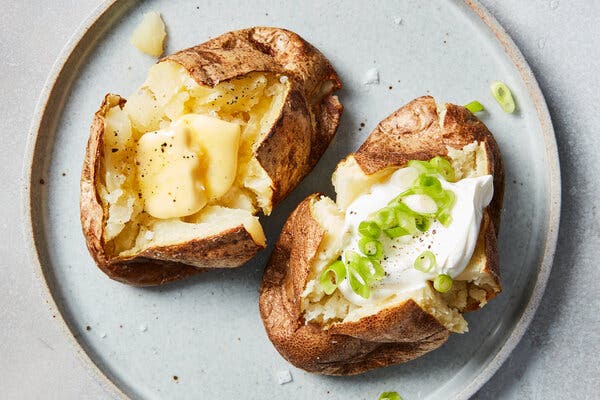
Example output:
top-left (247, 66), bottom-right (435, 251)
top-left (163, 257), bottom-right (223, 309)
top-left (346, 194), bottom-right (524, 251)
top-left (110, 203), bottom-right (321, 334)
top-left (23, 1), bottom-right (560, 399)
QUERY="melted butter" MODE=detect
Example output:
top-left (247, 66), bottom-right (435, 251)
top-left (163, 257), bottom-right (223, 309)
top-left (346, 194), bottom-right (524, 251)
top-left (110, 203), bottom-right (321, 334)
top-left (136, 114), bottom-right (241, 219)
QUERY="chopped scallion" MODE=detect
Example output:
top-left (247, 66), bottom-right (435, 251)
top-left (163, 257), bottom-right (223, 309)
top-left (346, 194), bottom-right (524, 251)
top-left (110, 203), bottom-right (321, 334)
top-left (407, 159), bottom-right (437, 175)
top-left (433, 274), bottom-right (453, 293)
top-left (430, 156), bottom-right (456, 182)
top-left (379, 392), bottom-right (402, 400)
top-left (414, 250), bottom-right (436, 273)
top-left (374, 207), bottom-right (398, 230)
top-left (490, 80), bottom-right (516, 113)
top-left (395, 211), bottom-right (417, 234)
top-left (319, 260), bottom-right (346, 295)
top-left (348, 268), bottom-right (370, 299)
top-left (414, 215), bottom-right (431, 232)
top-left (437, 209), bottom-right (453, 227)
top-left (358, 237), bottom-right (383, 260)
top-left (358, 221), bottom-right (381, 239)
top-left (464, 100), bottom-right (484, 114)
top-left (384, 226), bottom-right (408, 239)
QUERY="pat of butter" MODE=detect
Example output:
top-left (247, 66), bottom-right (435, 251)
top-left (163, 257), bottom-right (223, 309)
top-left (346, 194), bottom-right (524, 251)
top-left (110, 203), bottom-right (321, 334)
top-left (136, 114), bottom-right (241, 219)
top-left (136, 123), bottom-right (207, 219)
top-left (177, 114), bottom-right (241, 200)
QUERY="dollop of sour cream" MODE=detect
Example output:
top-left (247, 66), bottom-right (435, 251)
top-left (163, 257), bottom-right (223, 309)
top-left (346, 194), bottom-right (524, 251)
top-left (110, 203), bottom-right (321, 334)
top-left (337, 166), bottom-right (493, 306)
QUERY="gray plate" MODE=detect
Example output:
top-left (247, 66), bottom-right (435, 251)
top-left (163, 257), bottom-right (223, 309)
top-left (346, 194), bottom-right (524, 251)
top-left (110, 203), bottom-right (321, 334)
top-left (23, 1), bottom-right (560, 399)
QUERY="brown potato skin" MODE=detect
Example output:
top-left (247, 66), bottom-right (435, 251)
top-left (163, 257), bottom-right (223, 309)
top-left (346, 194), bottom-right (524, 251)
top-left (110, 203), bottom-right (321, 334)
top-left (80, 27), bottom-right (342, 286)
top-left (259, 96), bottom-right (504, 374)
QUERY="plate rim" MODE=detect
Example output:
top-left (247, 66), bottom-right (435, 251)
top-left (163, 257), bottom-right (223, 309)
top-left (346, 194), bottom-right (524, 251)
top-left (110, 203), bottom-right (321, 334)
top-left (21, 1), bottom-right (561, 399)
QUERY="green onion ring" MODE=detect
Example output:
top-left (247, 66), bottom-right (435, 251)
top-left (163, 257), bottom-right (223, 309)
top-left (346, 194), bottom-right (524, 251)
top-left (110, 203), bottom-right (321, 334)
top-left (414, 250), bottom-right (436, 273)
top-left (319, 260), bottom-right (346, 295)
top-left (358, 220), bottom-right (381, 239)
top-left (433, 274), bottom-right (453, 293)
top-left (379, 392), bottom-right (402, 400)
top-left (464, 100), bottom-right (484, 114)
top-left (490, 80), bottom-right (516, 113)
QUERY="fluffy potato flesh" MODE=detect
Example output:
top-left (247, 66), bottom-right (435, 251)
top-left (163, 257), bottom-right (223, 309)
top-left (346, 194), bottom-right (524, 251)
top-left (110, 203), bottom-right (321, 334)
top-left (130, 12), bottom-right (166, 57)
top-left (99, 61), bottom-right (288, 257)
top-left (301, 142), bottom-right (495, 333)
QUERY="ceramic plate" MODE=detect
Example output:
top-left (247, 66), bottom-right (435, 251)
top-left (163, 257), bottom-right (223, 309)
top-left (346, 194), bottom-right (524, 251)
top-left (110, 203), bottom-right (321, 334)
top-left (24, 1), bottom-right (560, 399)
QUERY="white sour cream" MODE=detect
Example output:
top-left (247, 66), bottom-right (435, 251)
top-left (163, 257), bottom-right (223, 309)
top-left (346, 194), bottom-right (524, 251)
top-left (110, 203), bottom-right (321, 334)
top-left (338, 166), bottom-right (493, 306)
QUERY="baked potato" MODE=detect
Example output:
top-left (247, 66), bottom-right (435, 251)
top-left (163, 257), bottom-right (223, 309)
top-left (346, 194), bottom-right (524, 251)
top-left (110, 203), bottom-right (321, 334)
top-left (259, 96), bottom-right (504, 375)
top-left (80, 27), bottom-right (342, 286)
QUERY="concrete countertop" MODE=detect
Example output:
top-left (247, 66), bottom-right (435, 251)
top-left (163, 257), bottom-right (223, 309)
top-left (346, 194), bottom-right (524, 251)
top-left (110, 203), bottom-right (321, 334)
top-left (1, 1), bottom-right (597, 399)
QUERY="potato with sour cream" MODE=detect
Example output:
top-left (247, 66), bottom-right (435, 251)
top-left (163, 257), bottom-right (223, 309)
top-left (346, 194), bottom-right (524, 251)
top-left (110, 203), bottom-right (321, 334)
top-left (259, 96), bottom-right (504, 375)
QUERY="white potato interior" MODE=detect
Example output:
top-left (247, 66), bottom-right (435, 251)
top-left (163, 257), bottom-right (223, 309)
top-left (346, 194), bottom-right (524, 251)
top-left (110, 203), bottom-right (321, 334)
top-left (301, 142), bottom-right (495, 333)
top-left (130, 12), bottom-right (166, 57)
top-left (99, 61), bottom-right (288, 257)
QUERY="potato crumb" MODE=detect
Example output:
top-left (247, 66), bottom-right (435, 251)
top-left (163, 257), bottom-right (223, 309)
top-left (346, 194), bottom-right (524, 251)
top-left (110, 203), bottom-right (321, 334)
top-left (130, 12), bottom-right (166, 57)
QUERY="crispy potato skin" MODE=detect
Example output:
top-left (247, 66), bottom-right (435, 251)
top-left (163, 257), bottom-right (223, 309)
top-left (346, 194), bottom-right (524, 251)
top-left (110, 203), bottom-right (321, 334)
top-left (80, 27), bottom-right (342, 286)
top-left (259, 96), bottom-right (504, 374)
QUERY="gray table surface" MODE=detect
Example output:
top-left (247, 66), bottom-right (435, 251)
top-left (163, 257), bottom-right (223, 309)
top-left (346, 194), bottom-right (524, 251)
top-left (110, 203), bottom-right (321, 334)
top-left (1, 1), bottom-right (598, 399)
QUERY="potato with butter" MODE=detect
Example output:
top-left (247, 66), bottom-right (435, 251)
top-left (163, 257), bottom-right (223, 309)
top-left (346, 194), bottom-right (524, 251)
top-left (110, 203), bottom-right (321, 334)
top-left (80, 28), bottom-right (342, 286)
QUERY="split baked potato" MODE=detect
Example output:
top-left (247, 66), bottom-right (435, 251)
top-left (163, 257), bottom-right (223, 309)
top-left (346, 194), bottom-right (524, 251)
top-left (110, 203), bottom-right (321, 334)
top-left (259, 96), bottom-right (504, 375)
top-left (80, 27), bottom-right (342, 286)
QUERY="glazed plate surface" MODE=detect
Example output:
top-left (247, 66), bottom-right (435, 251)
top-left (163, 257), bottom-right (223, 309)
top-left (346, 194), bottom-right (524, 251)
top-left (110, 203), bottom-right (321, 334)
top-left (25, 1), bottom-right (560, 399)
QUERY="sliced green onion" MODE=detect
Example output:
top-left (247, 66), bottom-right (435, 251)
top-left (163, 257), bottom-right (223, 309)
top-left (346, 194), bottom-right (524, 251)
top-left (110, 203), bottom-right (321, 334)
top-left (384, 226), bottom-right (409, 239)
top-left (490, 80), bottom-right (516, 113)
top-left (433, 274), bottom-right (453, 293)
top-left (434, 190), bottom-right (456, 227)
top-left (368, 259), bottom-right (385, 282)
top-left (400, 178), bottom-right (443, 205)
top-left (396, 211), bottom-right (417, 234)
top-left (351, 253), bottom-right (384, 284)
top-left (414, 250), bottom-right (436, 273)
top-left (358, 221), bottom-right (381, 239)
top-left (407, 160), bottom-right (437, 175)
top-left (437, 209), bottom-right (453, 227)
top-left (417, 174), bottom-right (443, 194)
top-left (344, 250), bottom-right (385, 298)
top-left (379, 392), bottom-right (402, 400)
top-left (373, 206), bottom-right (398, 230)
top-left (402, 194), bottom-right (438, 215)
top-left (319, 260), bottom-right (347, 295)
top-left (464, 100), bottom-right (484, 114)
top-left (394, 201), bottom-right (412, 213)
top-left (358, 237), bottom-right (383, 260)
top-left (430, 156), bottom-right (456, 182)
top-left (435, 189), bottom-right (456, 211)
top-left (414, 215), bottom-right (431, 232)
top-left (345, 254), bottom-right (371, 298)
top-left (348, 267), bottom-right (370, 299)
top-left (345, 250), bottom-right (363, 265)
